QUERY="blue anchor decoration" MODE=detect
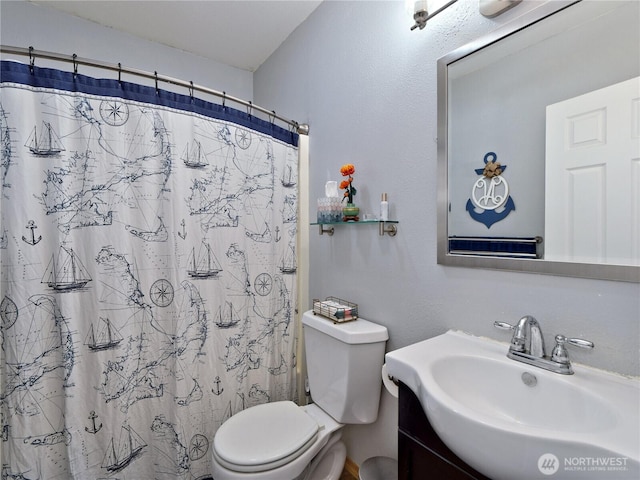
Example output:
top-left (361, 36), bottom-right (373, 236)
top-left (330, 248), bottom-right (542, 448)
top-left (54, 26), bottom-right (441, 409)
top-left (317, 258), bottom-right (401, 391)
top-left (466, 196), bottom-right (516, 228)
top-left (466, 152), bottom-right (515, 228)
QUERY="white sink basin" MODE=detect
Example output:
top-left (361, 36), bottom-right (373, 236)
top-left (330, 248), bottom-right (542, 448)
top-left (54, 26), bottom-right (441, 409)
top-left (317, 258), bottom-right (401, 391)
top-left (385, 330), bottom-right (640, 480)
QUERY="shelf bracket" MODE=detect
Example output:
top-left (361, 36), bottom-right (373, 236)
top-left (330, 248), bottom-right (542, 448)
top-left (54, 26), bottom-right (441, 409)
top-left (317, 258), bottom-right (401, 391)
top-left (379, 222), bottom-right (397, 237)
top-left (318, 224), bottom-right (334, 236)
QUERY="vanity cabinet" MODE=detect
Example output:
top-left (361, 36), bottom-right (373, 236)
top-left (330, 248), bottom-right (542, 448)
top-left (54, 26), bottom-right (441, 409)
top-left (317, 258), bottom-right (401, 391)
top-left (398, 382), bottom-right (490, 480)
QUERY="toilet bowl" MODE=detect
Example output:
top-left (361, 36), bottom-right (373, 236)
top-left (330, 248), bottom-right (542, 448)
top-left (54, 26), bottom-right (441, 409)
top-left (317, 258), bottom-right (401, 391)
top-left (211, 311), bottom-right (389, 480)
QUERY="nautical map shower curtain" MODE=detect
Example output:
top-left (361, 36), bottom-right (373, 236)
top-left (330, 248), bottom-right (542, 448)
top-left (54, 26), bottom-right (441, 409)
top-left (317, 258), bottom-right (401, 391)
top-left (0, 60), bottom-right (299, 479)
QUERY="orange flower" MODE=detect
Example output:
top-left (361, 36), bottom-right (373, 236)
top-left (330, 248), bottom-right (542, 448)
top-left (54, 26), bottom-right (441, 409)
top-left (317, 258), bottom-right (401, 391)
top-left (339, 164), bottom-right (356, 204)
top-left (340, 164), bottom-right (355, 176)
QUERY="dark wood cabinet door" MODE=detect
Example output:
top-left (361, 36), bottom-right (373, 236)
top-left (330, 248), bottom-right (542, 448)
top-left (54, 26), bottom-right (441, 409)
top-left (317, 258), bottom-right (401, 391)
top-left (398, 382), bottom-right (491, 480)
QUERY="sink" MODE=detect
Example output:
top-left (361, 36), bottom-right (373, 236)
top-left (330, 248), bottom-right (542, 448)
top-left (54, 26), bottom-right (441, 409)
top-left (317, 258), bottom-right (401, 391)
top-left (431, 355), bottom-right (617, 433)
top-left (385, 330), bottom-right (640, 479)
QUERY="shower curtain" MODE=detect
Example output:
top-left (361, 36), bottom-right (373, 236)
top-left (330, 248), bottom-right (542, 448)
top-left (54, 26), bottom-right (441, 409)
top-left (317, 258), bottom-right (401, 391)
top-left (0, 60), bottom-right (300, 479)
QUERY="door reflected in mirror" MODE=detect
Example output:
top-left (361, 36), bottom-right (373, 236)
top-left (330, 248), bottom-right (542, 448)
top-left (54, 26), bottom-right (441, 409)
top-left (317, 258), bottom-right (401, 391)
top-left (545, 77), bottom-right (639, 266)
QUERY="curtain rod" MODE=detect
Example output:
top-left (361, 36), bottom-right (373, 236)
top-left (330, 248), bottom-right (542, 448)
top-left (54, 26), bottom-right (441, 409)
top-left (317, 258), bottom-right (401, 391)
top-left (0, 45), bottom-right (309, 135)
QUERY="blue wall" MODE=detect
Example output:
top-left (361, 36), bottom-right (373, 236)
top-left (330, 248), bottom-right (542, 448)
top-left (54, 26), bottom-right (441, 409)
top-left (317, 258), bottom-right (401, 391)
top-left (255, 1), bottom-right (639, 375)
top-left (254, 1), bottom-right (639, 463)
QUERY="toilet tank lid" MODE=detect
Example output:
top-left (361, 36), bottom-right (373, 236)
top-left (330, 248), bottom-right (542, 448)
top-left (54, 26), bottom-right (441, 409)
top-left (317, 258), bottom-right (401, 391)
top-left (302, 310), bottom-right (388, 344)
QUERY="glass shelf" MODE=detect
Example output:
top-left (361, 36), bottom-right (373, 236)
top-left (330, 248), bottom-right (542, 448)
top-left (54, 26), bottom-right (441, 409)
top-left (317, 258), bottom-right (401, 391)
top-left (310, 220), bottom-right (399, 236)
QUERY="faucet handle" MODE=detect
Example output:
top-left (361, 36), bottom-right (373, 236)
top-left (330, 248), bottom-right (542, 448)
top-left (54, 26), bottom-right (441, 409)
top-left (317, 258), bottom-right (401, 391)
top-left (554, 334), bottom-right (594, 350)
top-left (494, 321), bottom-right (525, 352)
top-left (551, 334), bottom-right (594, 365)
top-left (494, 321), bottom-right (515, 331)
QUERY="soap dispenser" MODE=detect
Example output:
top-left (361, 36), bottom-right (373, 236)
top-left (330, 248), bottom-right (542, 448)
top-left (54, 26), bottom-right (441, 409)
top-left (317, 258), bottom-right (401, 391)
top-left (380, 193), bottom-right (389, 221)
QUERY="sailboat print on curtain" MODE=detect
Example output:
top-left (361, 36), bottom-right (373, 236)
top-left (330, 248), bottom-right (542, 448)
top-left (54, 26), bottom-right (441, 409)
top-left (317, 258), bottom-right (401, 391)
top-left (41, 246), bottom-right (92, 291)
top-left (281, 164), bottom-right (296, 187)
top-left (101, 425), bottom-right (147, 472)
top-left (25, 121), bottom-right (65, 156)
top-left (182, 139), bottom-right (208, 168)
top-left (85, 317), bottom-right (123, 351)
top-left (1, 104), bottom-right (12, 188)
top-left (187, 241), bottom-right (222, 278)
top-left (280, 244), bottom-right (297, 274)
top-left (215, 300), bottom-right (240, 329)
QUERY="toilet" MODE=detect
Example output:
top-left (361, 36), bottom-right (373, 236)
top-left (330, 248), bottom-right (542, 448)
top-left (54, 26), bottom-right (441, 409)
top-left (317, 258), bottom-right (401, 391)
top-left (211, 310), bottom-right (389, 480)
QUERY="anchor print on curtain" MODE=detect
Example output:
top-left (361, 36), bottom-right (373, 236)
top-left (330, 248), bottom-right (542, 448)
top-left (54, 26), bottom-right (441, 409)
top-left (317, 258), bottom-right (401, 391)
top-left (0, 61), bottom-right (299, 479)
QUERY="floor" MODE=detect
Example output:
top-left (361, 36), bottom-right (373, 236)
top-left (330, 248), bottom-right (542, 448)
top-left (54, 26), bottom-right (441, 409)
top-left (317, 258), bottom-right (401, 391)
top-left (340, 468), bottom-right (358, 480)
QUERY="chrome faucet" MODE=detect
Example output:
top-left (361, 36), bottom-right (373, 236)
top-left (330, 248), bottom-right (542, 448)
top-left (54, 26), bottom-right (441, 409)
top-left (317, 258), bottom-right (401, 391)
top-left (494, 316), bottom-right (594, 375)
top-left (509, 315), bottom-right (545, 357)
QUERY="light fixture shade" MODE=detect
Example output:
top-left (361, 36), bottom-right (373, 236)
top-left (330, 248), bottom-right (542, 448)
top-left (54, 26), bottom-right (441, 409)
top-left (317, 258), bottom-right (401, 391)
top-left (479, 0), bottom-right (522, 18)
top-left (405, 0), bottom-right (429, 16)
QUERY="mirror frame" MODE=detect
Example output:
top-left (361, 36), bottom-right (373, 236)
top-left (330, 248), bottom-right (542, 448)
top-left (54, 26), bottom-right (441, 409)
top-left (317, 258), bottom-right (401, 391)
top-left (436, 0), bottom-right (639, 283)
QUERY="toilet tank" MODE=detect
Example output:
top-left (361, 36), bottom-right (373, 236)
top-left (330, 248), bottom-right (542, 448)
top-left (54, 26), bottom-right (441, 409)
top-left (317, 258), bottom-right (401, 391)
top-left (302, 310), bottom-right (388, 424)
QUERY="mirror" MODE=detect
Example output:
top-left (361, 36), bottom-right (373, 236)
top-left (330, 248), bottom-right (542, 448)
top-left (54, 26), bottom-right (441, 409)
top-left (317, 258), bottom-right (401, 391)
top-left (437, 0), bottom-right (640, 282)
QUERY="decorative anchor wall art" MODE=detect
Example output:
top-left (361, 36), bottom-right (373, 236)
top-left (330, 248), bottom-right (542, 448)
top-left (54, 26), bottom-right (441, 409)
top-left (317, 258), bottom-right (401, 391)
top-left (466, 152), bottom-right (516, 228)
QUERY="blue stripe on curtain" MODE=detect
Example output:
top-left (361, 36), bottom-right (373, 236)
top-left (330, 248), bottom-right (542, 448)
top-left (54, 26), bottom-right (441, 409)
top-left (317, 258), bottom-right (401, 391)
top-left (1, 60), bottom-right (298, 146)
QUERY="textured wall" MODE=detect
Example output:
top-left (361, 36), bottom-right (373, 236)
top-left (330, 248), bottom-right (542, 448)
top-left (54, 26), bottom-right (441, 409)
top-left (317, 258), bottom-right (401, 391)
top-left (255, 0), bottom-right (640, 465)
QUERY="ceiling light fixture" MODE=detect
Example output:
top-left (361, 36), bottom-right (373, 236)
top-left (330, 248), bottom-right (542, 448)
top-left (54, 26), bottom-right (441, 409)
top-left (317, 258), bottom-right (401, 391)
top-left (479, 0), bottom-right (522, 18)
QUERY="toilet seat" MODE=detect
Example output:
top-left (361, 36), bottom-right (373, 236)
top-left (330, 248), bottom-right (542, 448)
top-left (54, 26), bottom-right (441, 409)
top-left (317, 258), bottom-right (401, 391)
top-left (213, 401), bottom-right (319, 473)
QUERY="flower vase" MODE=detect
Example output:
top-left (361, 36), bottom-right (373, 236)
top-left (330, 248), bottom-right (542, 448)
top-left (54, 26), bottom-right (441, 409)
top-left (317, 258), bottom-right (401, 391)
top-left (342, 202), bottom-right (360, 222)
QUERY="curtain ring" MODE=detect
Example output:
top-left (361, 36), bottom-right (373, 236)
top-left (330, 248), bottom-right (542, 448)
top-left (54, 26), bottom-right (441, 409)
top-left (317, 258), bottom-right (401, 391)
top-left (247, 101), bottom-right (253, 118)
top-left (72, 53), bottom-right (78, 77)
top-left (118, 62), bottom-right (122, 83)
top-left (28, 46), bottom-right (35, 74)
top-left (154, 71), bottom-right (159, 95)
top-left (189, 81), bottom-right (194, 102)
top-left (269, 110), bottom-right (276, 124)
top-left (222, 91), bottom-right (226, 108)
